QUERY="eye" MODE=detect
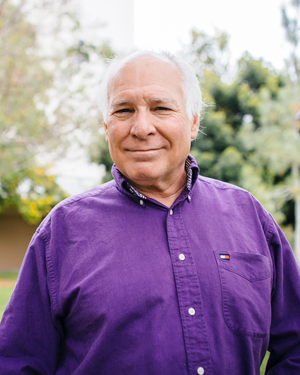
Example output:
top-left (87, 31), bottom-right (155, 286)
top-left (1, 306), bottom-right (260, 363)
top-left (155, 106), bottom-right (171, 111)
top-left (115, 108), bottom-right (133, 113)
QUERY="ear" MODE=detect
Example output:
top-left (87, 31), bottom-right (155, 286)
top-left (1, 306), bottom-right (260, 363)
top-left (103, 122), bottom-right (109, 142)
top-left (190, 113), bottom-right (199, 140)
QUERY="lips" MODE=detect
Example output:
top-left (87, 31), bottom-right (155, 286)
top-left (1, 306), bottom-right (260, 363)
top-left (129, 149), bottom-right (161, 152)
top-left (125, 148), bottom-right (163, 159)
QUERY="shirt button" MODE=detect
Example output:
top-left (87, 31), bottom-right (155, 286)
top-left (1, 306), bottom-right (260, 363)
top-left (169, 209), bottom-right (173, 215)
top-left (188, 307), bottom-right (195, 316)
top-left (197, 367), bottom-right (205, 375)
top-left (179, 254), bottom-right (185, 261)
top-left (140, 200), bottom-right (143, 206)
top-left (188, 195), bottom-right (191, 201)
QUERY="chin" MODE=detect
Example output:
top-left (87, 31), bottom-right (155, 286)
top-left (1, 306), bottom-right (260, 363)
top-left (128, 171), bottom-right (158, 184)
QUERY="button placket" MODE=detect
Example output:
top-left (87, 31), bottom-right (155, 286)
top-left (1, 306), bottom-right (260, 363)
top-left (166, 203), bottom-right (212, 374)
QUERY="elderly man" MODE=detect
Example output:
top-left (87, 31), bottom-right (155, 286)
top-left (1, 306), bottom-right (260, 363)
top-left (1, 51), bottom-right (300, 375)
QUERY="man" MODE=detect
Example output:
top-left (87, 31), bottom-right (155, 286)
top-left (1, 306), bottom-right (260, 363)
top-left (1, 51), bottom-right (300, 375)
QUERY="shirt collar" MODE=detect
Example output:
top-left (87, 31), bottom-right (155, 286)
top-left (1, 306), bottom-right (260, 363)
top-left (111, 154), bottom-right (199, 199)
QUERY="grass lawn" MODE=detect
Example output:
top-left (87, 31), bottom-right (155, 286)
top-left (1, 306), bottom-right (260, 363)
top-left (0, 272), bottom-right (19, 281)
top-left (0, 287), bottom-right (15, 319)
top-left (260, 351), bottom-right (270, 374)
top-left (0, 272), bottom-right (18, 320)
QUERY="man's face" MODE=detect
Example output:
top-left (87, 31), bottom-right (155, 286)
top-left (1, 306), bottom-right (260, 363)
top-left (104, 57), bottom-right (199, 189)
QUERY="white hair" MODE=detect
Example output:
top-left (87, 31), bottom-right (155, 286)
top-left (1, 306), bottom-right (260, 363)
top-left (98, 50), bottom-right (204, 122)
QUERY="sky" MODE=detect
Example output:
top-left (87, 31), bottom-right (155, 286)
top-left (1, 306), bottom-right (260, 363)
top-left (82, 0), bottom-right (291, 70)
top-left (134, 0), bottom-right (290, 70)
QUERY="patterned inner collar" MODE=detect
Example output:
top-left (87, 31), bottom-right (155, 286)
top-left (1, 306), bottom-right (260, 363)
top-left (126, 157), bottom-right (193, 200)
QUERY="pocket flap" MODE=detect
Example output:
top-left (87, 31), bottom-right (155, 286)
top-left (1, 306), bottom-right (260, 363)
top-left (214, 251), bottom-right (271, 281)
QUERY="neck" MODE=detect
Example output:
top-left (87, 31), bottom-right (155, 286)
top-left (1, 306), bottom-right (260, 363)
top-left (128, 170), bottom-right (187, 208)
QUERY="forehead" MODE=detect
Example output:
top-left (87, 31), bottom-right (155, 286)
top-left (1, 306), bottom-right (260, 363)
top-left (107, 57), bottom-right (184, 103)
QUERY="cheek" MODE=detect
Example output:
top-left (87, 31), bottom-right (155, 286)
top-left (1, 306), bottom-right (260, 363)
top-left (106, 123), bottom-right (127, 146)
top-left (167, 123), bottom-right (191, 147)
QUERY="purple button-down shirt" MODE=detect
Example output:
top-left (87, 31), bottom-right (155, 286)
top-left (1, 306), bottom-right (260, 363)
top-left (1, 156), bottom-right (300, 375)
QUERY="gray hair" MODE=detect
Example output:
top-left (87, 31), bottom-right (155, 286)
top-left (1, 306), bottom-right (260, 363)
top-left (98, 50), bottom-right (203, 122)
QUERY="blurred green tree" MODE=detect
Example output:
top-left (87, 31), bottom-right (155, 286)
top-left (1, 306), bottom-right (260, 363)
top-left (187, 30), bottom-right (293, 237)
top-left (281, 0), bottom-right (300, 259)
top-left (238, 0), bottom-right (300, 257)
top-left (188, 32), bottom-right (279, 171)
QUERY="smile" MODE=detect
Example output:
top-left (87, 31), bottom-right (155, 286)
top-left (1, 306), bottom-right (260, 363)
top-left (127, 147), bottom-right (163, 152)
top-left (126, 149), bottom-right (163, 159)
top-left (129, 149), bottom-right (160, 152)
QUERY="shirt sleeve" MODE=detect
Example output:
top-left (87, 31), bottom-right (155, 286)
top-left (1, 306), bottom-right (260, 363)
top-left (266, 215), bottom-right (300, 374)
top-left (0, 227), bottom-right (62, 374)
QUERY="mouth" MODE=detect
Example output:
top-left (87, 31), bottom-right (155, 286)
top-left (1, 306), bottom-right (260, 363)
top-left (127, 148), bottom-right (162, 152)
top-left (125, 148), bottom-right (163, 159)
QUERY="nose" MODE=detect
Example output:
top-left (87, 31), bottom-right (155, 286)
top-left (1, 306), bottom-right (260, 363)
top-left (130, 110), bottom-right (156, 139)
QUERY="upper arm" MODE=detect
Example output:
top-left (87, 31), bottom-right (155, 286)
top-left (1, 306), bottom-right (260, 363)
top-left (266, 217), bottom-right (300, 374)
top-left (0, 229), bottom-right (62, 374)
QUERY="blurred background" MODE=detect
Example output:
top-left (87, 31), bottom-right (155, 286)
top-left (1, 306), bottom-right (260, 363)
top-left (0, 0), bottom-right (300, 326)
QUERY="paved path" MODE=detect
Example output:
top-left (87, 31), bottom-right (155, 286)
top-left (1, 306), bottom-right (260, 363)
top-left (0, 280), bottom-right (16, 287)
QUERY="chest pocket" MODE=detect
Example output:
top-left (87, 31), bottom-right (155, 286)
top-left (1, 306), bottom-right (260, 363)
top-left (214, 251), bottom-right (272, 337)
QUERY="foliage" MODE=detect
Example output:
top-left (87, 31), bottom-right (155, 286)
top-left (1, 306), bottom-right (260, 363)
top-left (279, 0), bottom-right (300, 258)
top-left (187, 30), bottom-right (295, 234)
top-left (89, 132), bottom-right (113, 183)
top-left (185, 28), bottom-right (230, 78)
top-left (0, 166), bottom-right (69, 223)
top-left (0, 0), bottom-right (113, 223)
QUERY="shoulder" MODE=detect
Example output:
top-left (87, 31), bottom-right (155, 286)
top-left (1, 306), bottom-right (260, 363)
top-left (197, 175), bottom-right (252, 203)
top-left (198, 175), bottom-right (248, 192)
top-left (196, 175), bottom-right (273, 237)
top-left (36, 180), bottom-right (118, 236)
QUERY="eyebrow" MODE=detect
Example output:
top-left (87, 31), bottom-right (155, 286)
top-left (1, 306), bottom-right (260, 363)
top-left (149, 98), bottom-right (178, 106)
top-left (110, 98), bottom-right (179, 108)
top-left (110, 100), bottom-right (131, 108)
